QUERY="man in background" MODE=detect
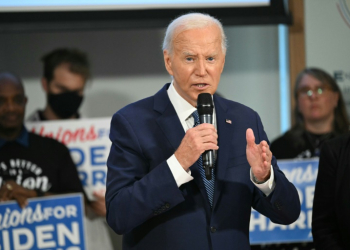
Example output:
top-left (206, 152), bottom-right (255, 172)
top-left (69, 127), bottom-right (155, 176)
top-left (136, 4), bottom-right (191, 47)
top-left (27, 48), bottom-right (119, 249)
top-left (0, 72), bottom-right (85, 206)
top-left (27, 48), bottom-right (89, 121)
top-left (27, 47), bottom-right (106, 213)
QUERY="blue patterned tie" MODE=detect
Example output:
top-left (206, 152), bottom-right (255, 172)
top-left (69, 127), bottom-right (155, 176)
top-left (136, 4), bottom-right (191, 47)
top-left (192, 110), bottom-right (215, 207)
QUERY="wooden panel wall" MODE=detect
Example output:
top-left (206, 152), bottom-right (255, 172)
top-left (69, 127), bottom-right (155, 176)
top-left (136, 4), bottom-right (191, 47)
top-left (288, 0), bottom-right (306, 125)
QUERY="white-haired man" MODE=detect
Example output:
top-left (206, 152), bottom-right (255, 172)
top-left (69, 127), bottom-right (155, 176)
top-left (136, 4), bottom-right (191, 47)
top-left (106, 13), bottom-right (300, 250)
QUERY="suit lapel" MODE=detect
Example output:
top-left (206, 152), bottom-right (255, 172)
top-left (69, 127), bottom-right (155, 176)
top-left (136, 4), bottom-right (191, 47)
top-left (154, 85), bottom-right (211, 211)
top-left (154, 84), bottom-right (185, 151)
top-left (154, 86), bottom-right (227, 212)
top-left (212, 96), bottom-right (235, 210)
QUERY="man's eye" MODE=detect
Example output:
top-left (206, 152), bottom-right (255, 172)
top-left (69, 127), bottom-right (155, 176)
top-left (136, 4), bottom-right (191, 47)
top-left (207, 57), bottom-right (214, 61)
top-left (14, 96), bottom-right (25, 105)
top-left (186, 57), bottom-right (193, 62)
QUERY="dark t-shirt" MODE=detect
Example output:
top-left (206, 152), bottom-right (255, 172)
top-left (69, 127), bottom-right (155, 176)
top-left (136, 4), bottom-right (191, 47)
top-left (0, 131), bottom-right (84, 195)
top-left (270, 130), bottom-right (336, 160)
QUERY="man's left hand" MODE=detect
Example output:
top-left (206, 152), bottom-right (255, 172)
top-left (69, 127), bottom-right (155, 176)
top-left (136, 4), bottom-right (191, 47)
top-left (246, 128), bottom-right (272, 182)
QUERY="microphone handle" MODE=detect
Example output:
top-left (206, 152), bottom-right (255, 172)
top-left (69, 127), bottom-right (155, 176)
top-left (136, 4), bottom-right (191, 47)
top-left (199, 114), bottom-right (214, 180)
top-left (199, 114), bottom-right (212, 125)
top-left (203, 150), bottom-right (214, 180)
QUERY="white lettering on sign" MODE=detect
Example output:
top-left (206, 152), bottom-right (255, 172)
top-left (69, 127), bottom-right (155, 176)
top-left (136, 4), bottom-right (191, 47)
top-left (1, 222), bottom-right (80, 250)
top-left (0, 204), bottom-right (78, 230)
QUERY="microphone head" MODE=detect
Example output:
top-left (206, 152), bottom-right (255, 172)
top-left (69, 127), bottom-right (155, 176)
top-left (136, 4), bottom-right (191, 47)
top-left (197, 93), bottom-right (214, 115)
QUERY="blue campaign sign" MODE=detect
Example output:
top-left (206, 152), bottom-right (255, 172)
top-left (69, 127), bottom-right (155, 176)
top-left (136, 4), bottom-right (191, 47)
top-left (0, 193), bottom-right (85, 250)
top-left (250, 159), bottom-right (319, 244)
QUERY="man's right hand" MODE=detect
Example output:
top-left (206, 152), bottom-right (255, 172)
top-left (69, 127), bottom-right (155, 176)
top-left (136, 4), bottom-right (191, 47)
top-left (0, 180), bottom-right (37, 208)
top-left (174, 123), bottom-right (218, 171)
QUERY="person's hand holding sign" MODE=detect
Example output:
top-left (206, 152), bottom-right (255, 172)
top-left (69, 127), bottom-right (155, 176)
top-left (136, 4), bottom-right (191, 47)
top-left (0, 180), bottom-right (38, 208)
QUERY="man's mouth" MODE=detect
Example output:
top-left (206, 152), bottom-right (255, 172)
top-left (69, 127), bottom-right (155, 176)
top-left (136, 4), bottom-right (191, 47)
top-left (193, 84), bottom-right (208, 88)
top-left (2, 114), bottom-right (21, 122)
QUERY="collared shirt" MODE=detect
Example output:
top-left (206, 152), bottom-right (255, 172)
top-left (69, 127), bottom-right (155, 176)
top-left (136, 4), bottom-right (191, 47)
top-left (166, 82), bottom-right (275, 196)
top-left (0, 126), bottom-right (29, 148)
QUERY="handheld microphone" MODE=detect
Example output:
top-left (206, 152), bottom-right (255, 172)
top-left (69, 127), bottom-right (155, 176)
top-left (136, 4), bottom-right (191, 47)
top-left (197, 93), bottom-right (215, 180)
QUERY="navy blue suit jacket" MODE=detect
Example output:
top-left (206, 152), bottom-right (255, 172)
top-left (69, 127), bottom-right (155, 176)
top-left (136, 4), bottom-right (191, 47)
top-left (106, 84), bottom-right (300, 250)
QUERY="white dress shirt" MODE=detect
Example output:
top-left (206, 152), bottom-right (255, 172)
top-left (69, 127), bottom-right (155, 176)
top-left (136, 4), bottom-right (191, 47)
top-left (166, 82), bottom-right (275, 196)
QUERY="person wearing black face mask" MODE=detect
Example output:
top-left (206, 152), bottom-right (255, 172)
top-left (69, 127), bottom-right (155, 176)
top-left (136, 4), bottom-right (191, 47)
top-left (26, 48), bottom-right (119, 250)
top-left (47, 91), bottom-right (84, 119)
top-left (27, 48), bottom-right (89, 121)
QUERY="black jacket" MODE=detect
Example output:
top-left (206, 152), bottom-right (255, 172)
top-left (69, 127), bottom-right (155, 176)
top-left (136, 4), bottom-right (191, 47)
top-left (312, 133), bottom-right (350, 249)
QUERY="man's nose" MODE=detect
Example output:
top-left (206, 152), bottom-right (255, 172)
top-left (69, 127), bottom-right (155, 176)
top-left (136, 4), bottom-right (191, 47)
top-left (4, 100), bottom-right (16, 111)
top-left (195, 59), bottom-right (207, 76)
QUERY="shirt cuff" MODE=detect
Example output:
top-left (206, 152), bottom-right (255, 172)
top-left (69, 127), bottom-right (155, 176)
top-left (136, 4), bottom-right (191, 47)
top-left (250, 165), bottom-right (276, 196)
top-left (167, 154), bottom-right (194, 187)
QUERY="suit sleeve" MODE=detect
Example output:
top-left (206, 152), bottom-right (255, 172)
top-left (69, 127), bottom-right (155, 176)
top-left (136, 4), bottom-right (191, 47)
top-left (105, 112), bottom-right (185, 234)
top-left (251, 112), bottom-right (301, 225)
top-left (312, 141), bottom-right (344, 250)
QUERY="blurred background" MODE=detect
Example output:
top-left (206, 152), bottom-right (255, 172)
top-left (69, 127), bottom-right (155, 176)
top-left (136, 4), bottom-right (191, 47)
top-left (0, 0), bottom-right (349, 146)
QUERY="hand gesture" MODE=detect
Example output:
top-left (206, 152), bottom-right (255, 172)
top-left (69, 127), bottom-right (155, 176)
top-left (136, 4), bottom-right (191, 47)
top-left (246, 128), bottom-right (272, 182)
top-left (175, 123), bottom-right (218, 171)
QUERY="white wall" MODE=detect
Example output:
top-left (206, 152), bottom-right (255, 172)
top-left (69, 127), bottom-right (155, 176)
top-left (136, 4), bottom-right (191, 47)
top-left (305, 0), bottom-right (350, 116)
top-left (0, 25), bottom-right (281, 141)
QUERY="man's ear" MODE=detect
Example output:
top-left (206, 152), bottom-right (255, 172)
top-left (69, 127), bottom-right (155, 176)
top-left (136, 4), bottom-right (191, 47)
top-left (41, 78), bottom-right (49, 93)
top-left (163, 50), bottom-right (173, 76)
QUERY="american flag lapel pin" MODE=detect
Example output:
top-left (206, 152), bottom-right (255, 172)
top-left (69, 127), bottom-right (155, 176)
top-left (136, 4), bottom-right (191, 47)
top-left (225, 119), bottom-right (232, 124)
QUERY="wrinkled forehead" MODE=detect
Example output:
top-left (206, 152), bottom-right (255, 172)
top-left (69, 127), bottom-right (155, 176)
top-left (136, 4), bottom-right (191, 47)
top-left (174, 22), bottom-right (220, 38)
top-left (173, 25), bottom-right (223, 50)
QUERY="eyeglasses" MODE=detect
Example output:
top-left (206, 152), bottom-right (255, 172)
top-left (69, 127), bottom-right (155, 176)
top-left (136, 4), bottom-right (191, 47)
top-left (297, 85), bottom-right (333, 98)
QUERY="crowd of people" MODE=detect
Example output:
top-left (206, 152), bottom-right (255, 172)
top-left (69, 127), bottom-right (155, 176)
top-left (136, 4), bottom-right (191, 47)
top-left (0, 49), bottom-right (116, 249)
top-left (0, 12), bottom-right (349, 250)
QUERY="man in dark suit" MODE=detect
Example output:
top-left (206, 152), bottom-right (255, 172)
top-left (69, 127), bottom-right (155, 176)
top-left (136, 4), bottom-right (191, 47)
top-left (312, 133), bottom-right (350, 249)
top-left (105, 13), bottom-right (300, 250)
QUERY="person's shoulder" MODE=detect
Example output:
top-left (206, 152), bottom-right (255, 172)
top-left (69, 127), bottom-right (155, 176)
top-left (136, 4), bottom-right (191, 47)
top-left (214, 95), bottom-right (256, 114)
top-left (26, 110), bottom-right (43, 122)
top-left (319, 133), bottom-right (350, 166)
top-left (323, 132), bottom-right (350, 149)
top-left (271, 132), bottom-right (291, 146)
top-left (28, 132), bottom-right (68, 151)
top-left (112, 96), bottom-right (155, 125)
top-left (114, 84), bottom-right (169, 118)
top-left (269, 130), bottom-right (301, 159)
top-left (121, 95), bottom-right (154, 113)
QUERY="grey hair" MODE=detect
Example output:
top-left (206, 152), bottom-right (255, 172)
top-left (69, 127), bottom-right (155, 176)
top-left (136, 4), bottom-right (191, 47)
top-left (162, 13), bottom-right (227, 55)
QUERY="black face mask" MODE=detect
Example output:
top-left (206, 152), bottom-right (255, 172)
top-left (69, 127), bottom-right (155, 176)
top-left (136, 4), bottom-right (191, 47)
top-left (47, 91), bottom-right (84, 119)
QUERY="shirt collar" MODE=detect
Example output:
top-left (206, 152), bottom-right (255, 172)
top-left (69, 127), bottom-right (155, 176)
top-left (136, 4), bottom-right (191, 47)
top-left (167, 81), bottom-right (197, 124)
top-left (0, 126), bottom-right (29, 148)
top-left (38, 110), bottom-right (80, 121)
